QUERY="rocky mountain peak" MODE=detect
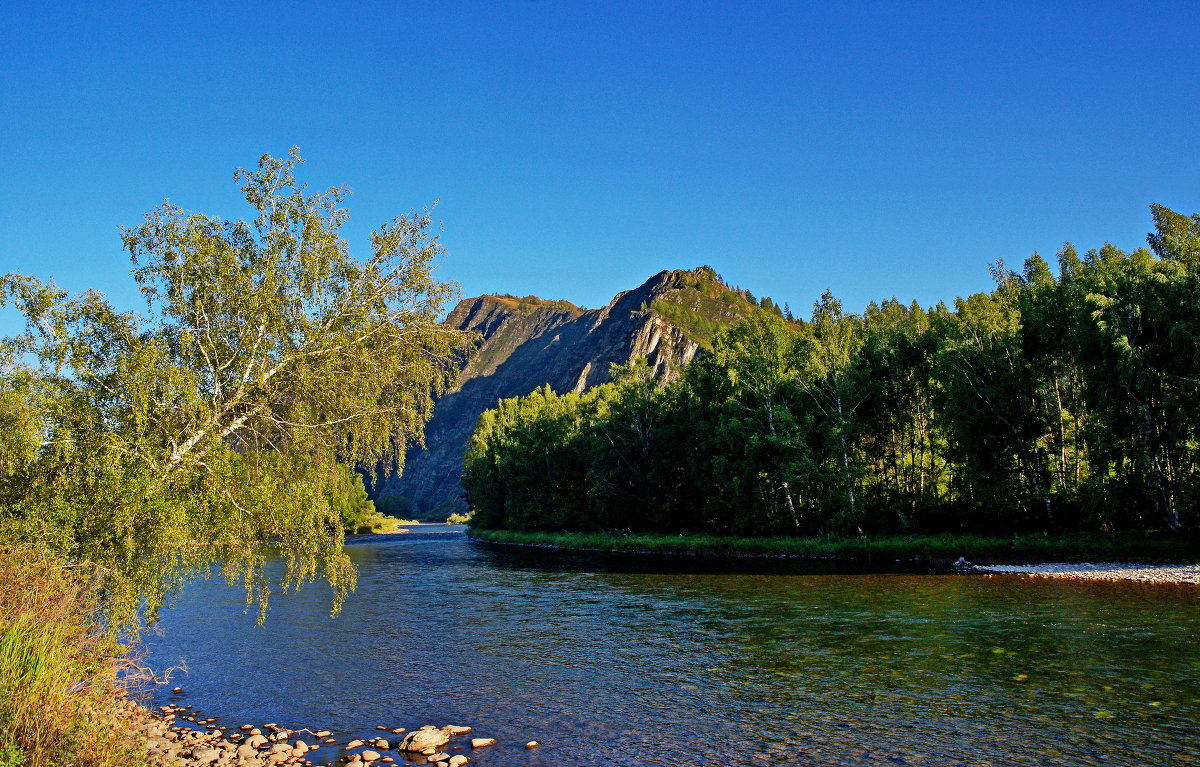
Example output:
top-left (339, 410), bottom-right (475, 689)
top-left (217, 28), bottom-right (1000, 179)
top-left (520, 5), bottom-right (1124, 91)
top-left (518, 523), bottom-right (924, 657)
top-left (378, 265), bottom-right (756, 516)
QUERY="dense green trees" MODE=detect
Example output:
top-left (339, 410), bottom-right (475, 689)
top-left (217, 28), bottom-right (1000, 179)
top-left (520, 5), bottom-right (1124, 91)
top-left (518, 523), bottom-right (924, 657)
top-left (465, 206), bottom-right (1200, 537)
top-left (0, 149), bottom-right (463, 621)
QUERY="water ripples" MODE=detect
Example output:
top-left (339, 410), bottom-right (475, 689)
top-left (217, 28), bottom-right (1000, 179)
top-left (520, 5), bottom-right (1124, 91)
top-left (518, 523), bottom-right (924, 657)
top-left (144, 528), bottom-right (1200, 766)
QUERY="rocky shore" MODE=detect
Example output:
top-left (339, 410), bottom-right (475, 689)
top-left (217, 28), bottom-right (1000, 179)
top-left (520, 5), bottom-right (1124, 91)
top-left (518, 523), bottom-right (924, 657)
top-left (974, 562), bottom-right (1200, 584)
top-left (121, 692), bottom-right (509, 767)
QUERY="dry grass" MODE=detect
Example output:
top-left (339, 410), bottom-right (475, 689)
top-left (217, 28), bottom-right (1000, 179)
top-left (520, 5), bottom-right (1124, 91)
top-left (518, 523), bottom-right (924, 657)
top-left (0, 546), bottom-right (146, 767)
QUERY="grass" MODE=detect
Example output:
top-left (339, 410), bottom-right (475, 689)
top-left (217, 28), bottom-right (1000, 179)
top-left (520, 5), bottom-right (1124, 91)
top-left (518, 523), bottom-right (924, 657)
top-left (376, 515), bottom-right (420, 528)
top-left (467, 528), bottom-right (1200, 565)
top-left (0, 546), bottom-right (146, 767)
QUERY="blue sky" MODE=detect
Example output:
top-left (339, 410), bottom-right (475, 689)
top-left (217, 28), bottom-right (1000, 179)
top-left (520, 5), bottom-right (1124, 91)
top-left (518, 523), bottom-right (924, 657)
top-left (2, 0), bottom-right (1198, 325)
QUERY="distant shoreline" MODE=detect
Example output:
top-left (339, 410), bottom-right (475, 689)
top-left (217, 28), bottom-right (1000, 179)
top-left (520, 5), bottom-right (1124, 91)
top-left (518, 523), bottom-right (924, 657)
top-left (344, 521), bottom-right (468, 543)
top-left (467, 528), bottom-right (1200, 570)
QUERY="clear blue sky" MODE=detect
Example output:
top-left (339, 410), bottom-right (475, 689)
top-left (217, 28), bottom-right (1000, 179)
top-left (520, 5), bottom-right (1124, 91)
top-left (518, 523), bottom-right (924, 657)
top-left (2, 0), bottom-right (1198, 325)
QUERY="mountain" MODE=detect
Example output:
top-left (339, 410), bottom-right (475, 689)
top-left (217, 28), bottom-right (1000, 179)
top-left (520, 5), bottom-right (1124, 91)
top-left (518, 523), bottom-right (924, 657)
top-left (379, 265), bottom-right (765, 516)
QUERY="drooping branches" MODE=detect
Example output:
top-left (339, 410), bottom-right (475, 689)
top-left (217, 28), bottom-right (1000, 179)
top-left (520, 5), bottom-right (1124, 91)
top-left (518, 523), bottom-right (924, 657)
top-left (0, 149), bottom-right (466, 622)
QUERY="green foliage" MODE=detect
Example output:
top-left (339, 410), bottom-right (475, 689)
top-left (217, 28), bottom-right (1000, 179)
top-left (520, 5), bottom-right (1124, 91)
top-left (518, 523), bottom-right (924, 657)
top-left (332, 467), bottom-right (381, 534)
top-left (445, 511), bottom-right (473, 524)
top-left (0, 149), bottom-right (464, 623)
top-left (464, 205), bottom-right (1200, 539)
top-left (0, 741), bottom-right (23, 767)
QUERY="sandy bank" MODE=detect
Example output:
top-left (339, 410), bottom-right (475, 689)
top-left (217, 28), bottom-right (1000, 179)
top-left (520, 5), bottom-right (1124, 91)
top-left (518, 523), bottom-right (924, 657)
top-left (975, 562), bottom-right (1200, 584)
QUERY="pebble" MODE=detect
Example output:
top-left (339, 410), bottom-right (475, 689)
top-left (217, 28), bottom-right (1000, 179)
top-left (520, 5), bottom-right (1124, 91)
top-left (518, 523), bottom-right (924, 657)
top-left (120, 700), bottom-right (500, 767)
top-left (975, 562), bottom-right (1200, 584)
top-left (192, 745), bottom-right (219, 762)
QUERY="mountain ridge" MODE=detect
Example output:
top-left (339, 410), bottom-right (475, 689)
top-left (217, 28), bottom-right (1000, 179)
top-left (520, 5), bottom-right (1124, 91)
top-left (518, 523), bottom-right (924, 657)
top-left (379, 265), bottom-right (764, 515)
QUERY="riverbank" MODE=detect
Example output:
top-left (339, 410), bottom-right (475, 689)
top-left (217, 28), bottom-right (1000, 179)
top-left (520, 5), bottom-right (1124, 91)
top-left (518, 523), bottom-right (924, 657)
top-left (467, 528), bottom-right (1200, 566)
top-left (122, 696), bottom-right (484, 767)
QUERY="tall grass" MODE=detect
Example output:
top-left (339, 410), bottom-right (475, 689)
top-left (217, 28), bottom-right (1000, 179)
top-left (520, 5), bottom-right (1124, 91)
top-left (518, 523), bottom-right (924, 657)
top-left (0, 547), bottom-right (144, 767)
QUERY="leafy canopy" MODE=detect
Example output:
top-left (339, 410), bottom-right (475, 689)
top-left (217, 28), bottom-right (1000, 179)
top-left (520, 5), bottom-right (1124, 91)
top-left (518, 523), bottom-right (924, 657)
top-left (0, 149), bottom-right (464, 623)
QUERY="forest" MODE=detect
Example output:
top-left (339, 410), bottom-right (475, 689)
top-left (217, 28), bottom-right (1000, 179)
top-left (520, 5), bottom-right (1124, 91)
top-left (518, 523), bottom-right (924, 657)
top-left (464, 205), bottom-right (1200, 538)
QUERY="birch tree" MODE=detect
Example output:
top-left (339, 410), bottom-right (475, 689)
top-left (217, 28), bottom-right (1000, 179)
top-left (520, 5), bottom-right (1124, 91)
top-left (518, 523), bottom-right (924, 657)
top-left (0, 149), bottom-right (464, 621)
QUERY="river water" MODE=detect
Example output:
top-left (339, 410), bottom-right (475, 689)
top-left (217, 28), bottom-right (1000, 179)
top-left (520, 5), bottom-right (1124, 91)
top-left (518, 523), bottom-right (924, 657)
top-left (143, 526), bottom-right (1200, 766)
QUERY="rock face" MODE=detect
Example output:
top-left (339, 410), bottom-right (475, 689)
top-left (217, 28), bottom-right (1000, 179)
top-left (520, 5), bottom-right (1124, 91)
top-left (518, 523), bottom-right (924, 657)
top-left (381, 266), bottom-right (758, 515)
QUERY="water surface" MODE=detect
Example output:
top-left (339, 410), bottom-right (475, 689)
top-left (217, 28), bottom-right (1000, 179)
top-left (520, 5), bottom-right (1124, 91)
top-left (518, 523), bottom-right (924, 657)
top-left (144, 526), bottom-right (1200, 766)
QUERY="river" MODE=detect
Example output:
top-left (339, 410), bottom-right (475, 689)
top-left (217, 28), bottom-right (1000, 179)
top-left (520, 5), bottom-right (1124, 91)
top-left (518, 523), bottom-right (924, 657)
top-left (143, 525), bottom-right (1200, 766)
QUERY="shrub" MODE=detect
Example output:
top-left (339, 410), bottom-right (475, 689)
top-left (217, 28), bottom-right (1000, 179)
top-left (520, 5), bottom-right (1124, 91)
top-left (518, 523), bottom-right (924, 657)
top-left (0, 547), bottom-right (143, 767)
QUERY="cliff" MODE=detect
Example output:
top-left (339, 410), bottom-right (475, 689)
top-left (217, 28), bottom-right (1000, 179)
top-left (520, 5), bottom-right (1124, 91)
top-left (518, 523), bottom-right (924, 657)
top-left (380, 266), bottom-right (760, 515)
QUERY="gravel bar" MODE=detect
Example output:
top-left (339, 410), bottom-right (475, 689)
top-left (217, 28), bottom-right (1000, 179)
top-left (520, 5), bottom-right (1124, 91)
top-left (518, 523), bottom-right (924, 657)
top-left (975, 562), bottom-right (1200, 584)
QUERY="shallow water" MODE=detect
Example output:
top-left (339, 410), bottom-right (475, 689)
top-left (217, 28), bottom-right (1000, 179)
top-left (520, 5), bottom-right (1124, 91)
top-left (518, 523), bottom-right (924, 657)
top-left (144, 526), bottom-right (1200, 766)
